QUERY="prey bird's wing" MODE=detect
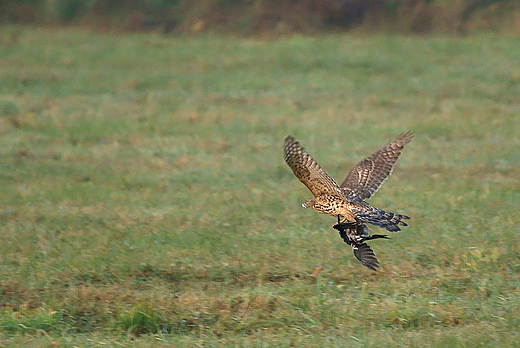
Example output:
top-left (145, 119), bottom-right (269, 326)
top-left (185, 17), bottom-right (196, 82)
top-left (353, 243), bottom-right (380, 271)
top-left (284, 136), bottom-right (342, 197)
top-left (340, 131), bottom-right (413, 200)
top-left (333, 222), bottom-right (384, 271)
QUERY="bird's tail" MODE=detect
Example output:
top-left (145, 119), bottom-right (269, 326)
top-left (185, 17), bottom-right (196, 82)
top-left (354, 208), bottom-right (410, 232)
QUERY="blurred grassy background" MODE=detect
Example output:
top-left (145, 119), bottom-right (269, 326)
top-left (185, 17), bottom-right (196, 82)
top-left (0, 26), bottom-right (519, 346)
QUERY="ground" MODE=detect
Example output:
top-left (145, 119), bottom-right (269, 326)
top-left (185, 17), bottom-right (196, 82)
top-left (0, 27), bottom-right (519, 347)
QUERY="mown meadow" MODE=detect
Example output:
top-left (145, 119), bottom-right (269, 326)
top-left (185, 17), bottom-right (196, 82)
top-left (0, 27), bottom-right (519, 346)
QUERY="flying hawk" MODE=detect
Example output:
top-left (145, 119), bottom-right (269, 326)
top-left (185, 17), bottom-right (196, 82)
top-left (284, 132), bottom-right (413, 270)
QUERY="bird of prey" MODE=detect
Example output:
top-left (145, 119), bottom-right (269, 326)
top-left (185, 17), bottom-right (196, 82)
top-left (284, 132), bottom-right (413, 270)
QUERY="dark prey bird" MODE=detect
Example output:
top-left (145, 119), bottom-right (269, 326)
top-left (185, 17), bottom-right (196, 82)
top-left (284, 132), bottom-right (413, 270)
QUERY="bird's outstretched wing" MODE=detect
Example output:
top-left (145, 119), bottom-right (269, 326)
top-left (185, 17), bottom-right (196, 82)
top-left (353, 243), bottom-right (379, 271)
top-left (333, 222), bottom-right (387, 271)
top-left (284, 136), bottom-right (342, 197)
top-left (340, 131), bottom-right (413, 200)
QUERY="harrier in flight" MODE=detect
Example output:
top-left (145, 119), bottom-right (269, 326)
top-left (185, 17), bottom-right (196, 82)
top-left (284, 132), bottom-right (413, 270)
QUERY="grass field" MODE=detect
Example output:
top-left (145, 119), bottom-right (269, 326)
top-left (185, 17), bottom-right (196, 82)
top-left (0, 26), bottom-right (519, 347)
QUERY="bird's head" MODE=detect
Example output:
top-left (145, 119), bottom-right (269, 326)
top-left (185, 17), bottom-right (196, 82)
top-left (302, 199), bottom-right (315, 209)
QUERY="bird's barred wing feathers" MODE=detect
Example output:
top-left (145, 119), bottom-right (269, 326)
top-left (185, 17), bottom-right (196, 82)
top-left (284, 136), bottom-right (342, 198)
top-left (340, 131), bottom-right (413, 200)
top-left (353, 243), bottom-right (380, 271)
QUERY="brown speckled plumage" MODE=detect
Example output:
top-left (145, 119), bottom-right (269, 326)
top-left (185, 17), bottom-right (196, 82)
top-left (340, 131), bottom-right (413, 200)
top-left (284, 133), bottom-right (413, 270)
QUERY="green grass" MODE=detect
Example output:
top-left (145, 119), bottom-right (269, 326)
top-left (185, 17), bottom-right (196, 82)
top-left (0, 26), bottom-right (519, 346)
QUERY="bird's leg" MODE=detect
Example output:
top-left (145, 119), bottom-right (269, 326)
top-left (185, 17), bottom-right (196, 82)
top-left (339, 216), bottom-right (351, 224)
top-left (334, 216), bottom-right (356, 229)
top-left (333, 215), bottom-right (342, 229)
top-left (335, 215), bottom-right (352, 226)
